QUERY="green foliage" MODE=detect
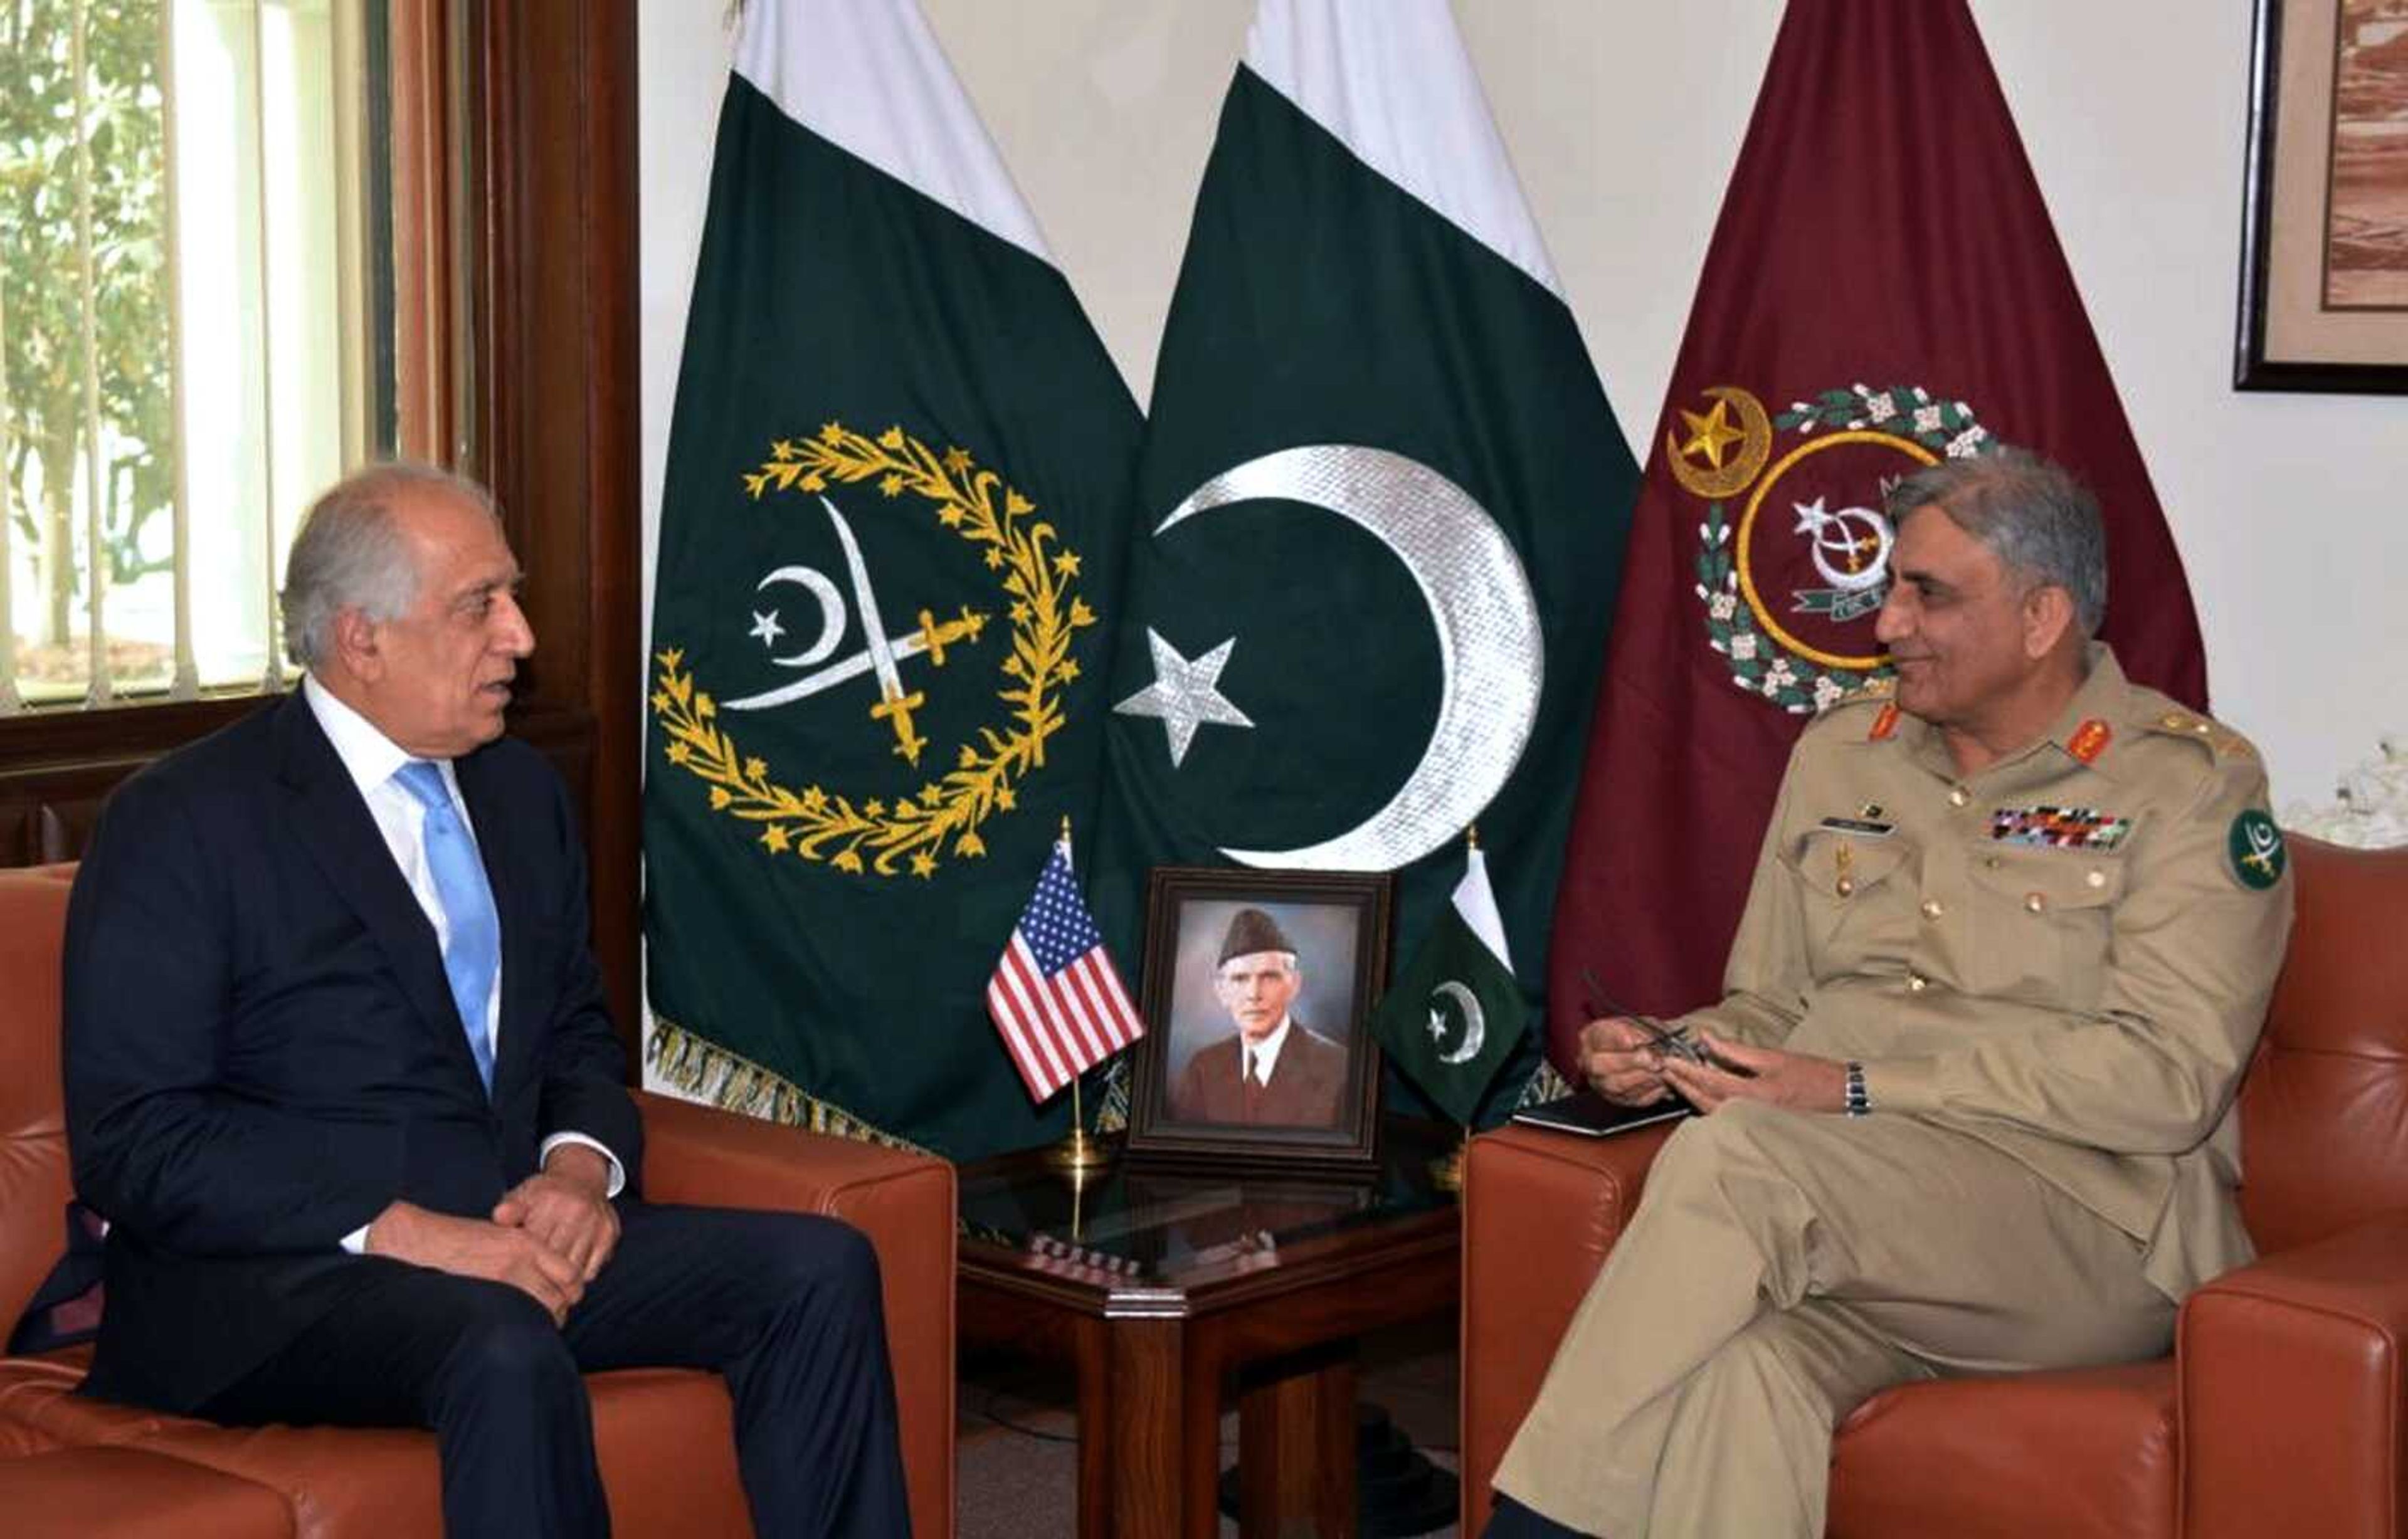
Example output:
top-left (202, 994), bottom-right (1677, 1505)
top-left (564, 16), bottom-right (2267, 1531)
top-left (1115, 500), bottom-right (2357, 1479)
top-left (1, 0), bottom-right (174, 641)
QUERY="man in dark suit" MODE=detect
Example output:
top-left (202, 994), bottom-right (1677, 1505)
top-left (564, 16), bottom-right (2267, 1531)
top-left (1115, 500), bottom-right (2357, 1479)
top-left (63, 464), bottom-right (909, 1536)
top-left (1169, 908), bottom-right (1349, 1127)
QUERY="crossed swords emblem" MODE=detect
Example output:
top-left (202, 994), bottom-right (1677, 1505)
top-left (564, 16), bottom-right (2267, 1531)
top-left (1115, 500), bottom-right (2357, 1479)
top-left (723, 495), bottom-right (986, 767)
top-left (2239, 819), bottom-right (2283, 878)
top-left (1792, 496), bottom-right (1894, 592)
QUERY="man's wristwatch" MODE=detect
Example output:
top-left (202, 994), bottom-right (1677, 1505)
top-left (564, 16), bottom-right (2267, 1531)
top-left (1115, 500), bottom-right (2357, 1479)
top-left (1843, 1061), bottom-right (1871, 1118)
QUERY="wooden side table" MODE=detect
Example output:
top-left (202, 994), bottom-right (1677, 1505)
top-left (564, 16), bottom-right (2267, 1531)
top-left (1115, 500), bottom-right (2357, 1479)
top-left (957, 1133), bottom-right (1461, 1539)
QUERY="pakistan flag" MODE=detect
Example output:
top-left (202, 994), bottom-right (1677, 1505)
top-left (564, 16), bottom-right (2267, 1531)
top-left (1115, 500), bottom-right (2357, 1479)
top-left (1375, 846), bottom-right (1523, 1127)
top-left (1091, 0), bottom-right (1638, 1122)
top-left (645, 0), bottom-right (1140, 1158)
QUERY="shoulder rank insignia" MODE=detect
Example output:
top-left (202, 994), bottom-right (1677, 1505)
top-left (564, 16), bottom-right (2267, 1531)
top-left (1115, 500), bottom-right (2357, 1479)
top-left (2228, 809), bottom-right (2286, 890)
top-left (1992, 805), bottom-right (2132, 851)
top-left (1868, 702), bottom-right (1900, 742)
top-left (2152, 709), bottom-right (2258, 762)
top-left (2067, 718), bottom-right (2111, 765)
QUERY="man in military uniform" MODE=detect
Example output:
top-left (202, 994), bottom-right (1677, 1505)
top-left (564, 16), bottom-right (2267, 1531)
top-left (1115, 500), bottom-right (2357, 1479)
top-left (1487, 448), bottom-right (2294, 1538)
top-left (1170, 908), bottom-right (1349, 1127)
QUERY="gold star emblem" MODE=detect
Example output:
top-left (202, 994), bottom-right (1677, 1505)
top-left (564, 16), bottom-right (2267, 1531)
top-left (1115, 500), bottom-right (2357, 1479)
top-left (759, 824), bottom-right (791, 854)
top-left (1677, 399), bottom-right (1746, 470)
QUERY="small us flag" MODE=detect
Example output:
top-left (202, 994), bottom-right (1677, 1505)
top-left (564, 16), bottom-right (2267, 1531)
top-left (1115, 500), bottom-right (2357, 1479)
top-left (986, 834), bottom-right (1146, 1101)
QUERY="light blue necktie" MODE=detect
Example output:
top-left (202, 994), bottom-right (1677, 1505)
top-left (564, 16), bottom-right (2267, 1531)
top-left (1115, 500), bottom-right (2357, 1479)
top-left (394, 760), bottom-right (499, 1093)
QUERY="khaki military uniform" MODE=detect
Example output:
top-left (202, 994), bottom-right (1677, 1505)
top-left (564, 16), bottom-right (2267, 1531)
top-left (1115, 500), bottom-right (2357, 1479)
top-left (1495, 645), bottom-right (2294, 1537)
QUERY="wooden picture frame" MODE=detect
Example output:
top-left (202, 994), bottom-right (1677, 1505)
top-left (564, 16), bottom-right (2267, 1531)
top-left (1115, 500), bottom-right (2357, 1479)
top-left (2236, 0), bottom-right (2408, 392)
top-left (1126, 867), bottom-right (1393, 1175)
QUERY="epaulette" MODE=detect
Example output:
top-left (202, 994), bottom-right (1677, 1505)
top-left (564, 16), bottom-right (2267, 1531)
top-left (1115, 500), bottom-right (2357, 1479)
top-left (2147, 707), bottom-right (2258, 762)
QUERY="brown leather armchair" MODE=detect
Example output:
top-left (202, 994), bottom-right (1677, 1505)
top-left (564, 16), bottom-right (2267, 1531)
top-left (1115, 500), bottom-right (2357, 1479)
top-left (1461, 835), bottom-right (2408, 1538)
top-left (0, 864), bottom-right (957, 1537)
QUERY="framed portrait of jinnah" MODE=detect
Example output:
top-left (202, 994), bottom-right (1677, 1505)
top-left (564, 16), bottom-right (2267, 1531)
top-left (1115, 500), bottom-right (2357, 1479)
top-left (1126, 866), bottom-right (1393, 1174)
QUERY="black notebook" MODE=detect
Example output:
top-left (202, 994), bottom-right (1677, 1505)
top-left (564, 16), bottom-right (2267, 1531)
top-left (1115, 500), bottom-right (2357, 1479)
top-left (1509, 1090), bottom-right (1695, 1139)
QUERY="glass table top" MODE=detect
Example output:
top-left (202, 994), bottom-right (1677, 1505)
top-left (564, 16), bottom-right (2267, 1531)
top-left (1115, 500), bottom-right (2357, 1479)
top-left (957, 1121), bottom-right (1460, 1289)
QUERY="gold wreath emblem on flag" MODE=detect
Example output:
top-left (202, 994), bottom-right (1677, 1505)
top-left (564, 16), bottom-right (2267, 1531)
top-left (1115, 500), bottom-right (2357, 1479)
top-left (1669, 382), bottom-right (1993, 715)
top-left (652, 423), bottom-right (1097, 880)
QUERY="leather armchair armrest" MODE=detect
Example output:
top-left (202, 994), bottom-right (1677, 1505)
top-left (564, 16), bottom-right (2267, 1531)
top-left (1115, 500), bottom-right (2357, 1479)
top-left (1459, 1120), bottom-right (1674, 1535)
top-left (632, 1090), bottom-right (956, 1539)
top-left (2178, 1211), bottom-right (2408, 1539)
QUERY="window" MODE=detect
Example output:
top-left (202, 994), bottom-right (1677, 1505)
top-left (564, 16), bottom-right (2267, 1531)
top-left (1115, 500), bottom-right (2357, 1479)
top-left (0, 0), bottom-right (398, 710)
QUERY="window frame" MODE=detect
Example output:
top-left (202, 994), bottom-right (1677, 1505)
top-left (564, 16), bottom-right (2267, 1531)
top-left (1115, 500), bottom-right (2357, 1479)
top-left (0, 0), bottom-right (644, 1046)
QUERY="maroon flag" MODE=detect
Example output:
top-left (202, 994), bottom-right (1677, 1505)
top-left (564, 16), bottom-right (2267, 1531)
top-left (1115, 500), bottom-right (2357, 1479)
top-left (1546, 0), bottom-right (2206, 1064)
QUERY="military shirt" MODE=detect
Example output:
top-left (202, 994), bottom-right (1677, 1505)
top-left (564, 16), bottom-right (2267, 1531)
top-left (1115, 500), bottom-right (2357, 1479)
top-left (1679, 644), bottom-right (2294, 1299)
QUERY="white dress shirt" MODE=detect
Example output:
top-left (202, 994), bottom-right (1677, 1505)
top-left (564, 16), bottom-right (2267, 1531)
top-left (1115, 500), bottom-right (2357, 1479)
top-left (1245, 1016), bottom-right (1296, 1084)
top-left (303, 676), bottom-right (625, 1254)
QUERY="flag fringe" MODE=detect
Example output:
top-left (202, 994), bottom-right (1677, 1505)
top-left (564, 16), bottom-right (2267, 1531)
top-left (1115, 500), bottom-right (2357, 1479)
top-left (1092, 1055), bottom-right (1131, 1134)
top-left (1516, 1056), bottom-right (1575, 1107)
top-left (646, 1017), bottom-right (934, 1157)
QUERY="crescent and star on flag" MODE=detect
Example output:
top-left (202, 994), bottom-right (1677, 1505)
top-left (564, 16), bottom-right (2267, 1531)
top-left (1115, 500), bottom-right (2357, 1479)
top-left (1425, 979), bottom-right (1487, 1066)
top-left (1112, 443), bottom-right (1544, 873)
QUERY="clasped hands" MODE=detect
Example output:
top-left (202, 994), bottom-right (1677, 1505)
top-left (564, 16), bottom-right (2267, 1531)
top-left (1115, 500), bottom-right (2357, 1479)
top-left (364, 1143), bottom-right (620, 1326)
top-left (1580, 1016), bottom-right (1849, 1116)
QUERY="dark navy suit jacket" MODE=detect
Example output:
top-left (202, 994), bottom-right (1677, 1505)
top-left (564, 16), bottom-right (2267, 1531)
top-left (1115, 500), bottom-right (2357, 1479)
top-left (62, 692), bottom-right (640, 1413)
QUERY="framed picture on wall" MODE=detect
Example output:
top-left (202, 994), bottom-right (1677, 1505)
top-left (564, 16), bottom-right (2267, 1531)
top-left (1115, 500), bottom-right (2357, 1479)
top-left (2236, 0), bottom-right (2408, 392)
top-left (1125, 867), bottom-right (1393, 1175)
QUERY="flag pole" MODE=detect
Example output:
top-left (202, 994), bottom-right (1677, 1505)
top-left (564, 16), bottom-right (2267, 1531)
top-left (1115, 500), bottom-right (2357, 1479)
top-left (1430, 824), bottom-right (1479, 1193)
top-left (1043, 815), bottom-right (1117, 1179)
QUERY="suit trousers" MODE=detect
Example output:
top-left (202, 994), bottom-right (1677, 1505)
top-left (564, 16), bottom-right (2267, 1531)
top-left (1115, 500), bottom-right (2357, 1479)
top-left (1491, 1101), bottom-right (2175, 1538)
top-left (198, 1203), bottom-right (909, 1538)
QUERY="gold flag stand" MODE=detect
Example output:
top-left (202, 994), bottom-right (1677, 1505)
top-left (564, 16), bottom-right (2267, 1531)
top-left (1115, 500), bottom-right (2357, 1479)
top-left (1043, 1073), bottom-right (1116, 1177)
top-left (1430, 1129), bottom-right (1468, 1193)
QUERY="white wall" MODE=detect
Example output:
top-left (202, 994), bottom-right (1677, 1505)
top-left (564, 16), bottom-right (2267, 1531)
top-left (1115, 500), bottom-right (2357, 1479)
top-left (639, 1), bottom-right (2407, 809)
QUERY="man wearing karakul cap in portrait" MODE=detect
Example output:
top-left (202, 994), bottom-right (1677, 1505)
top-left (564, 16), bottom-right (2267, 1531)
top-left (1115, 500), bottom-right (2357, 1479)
top-left (1170, 908), bottom-right (1349, 1127)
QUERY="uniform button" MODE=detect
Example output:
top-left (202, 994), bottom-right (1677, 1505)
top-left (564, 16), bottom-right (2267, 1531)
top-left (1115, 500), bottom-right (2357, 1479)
top-left (1920, 898), bottom-right (1944, 920)
top-left (1906, 973), bottom-right (1928, 992)
top-left (1835, 877), bottom-right (1856, 898)
top-left (1983, 855), bottom-right (2002, 870)
top-left (2193, 722), bottom-right (2214, 736)
top-left (1948, 786), bottom-right (1971, 808)
top-left (2025, 891), bottom-right (2047, 913)
top-left (2086, 868), bottom-right (2106, 889)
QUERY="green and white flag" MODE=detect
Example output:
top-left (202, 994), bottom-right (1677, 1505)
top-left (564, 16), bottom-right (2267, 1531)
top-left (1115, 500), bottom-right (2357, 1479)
top-left (645, 0), bottom-right (1141, 1158)
top-left (1374, 845), bottom-right (1520, 1126)
top-left (1090, 0), bottom-right (1638, 1122)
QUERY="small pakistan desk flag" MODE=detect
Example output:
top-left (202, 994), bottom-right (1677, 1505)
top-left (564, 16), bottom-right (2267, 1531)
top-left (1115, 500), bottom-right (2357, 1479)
top-left (1375, 841), bottom-right (1520, 1126)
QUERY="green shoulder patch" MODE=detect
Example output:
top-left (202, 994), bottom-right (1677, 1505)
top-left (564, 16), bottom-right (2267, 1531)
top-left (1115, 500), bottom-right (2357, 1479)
top-left (2227, 809), bottom-right (2286, 891)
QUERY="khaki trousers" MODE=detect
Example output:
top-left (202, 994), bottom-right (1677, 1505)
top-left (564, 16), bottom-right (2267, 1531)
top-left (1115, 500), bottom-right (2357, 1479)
top-left (1491, 1101), bottom-right (2174, 1537)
